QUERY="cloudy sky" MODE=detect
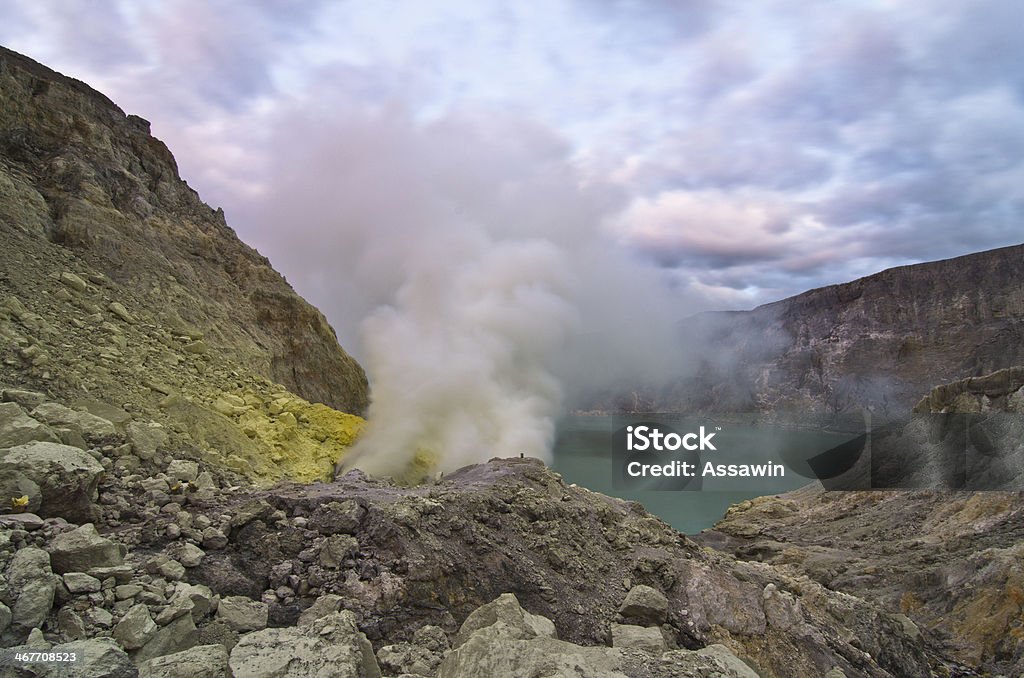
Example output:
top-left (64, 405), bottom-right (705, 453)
top-left (3, 1), bottom-right (1024, 352)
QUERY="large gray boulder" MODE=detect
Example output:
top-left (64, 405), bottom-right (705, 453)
top-left (440, 594), bottom-right (619, 677)
top-left (126, 421), bottom-right (169, 461)
top-left (138, 643), bottom-right (230, 678)
top-left (3, 546), bottom-right (55, 643)
top-left (228, 611), bottom-right (380, 678)
top-left (439, 633), bottom-right (626, 677)
top-left (0, 441), bottom-right (104, 518)
top-left (132, 613), bottom-right (198, 665)
top-left (30, 402), bottom-right (117, 439)
top-left (1, 388), bottom-right (48, 410)
top-left (113, 604), bottom-right (158, 650)
top-left (215, 596), bottom-right (268, 633)
top-left (0, 401), bottom-right (58, 448)
top-left (438, 594), bottom-right (760, 678)
top-left (610, 623), bottom-right (667, 653)
top-left (296, 593), bottom-right (343, 626)
top-left (48, 523), bottom-right (124, 574)
top-left (618, 584), bottom-right (669, 626)
top-left (451, 593), bottom-right (555, 649)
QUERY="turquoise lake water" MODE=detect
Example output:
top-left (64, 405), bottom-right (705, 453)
top-left (550, 415), bottom-right (850, 534)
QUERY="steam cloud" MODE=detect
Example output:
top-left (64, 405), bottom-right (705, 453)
top-left (237, 98), bottom-right (696, 480)
top-left (344, 239), bottom-right (577, 478)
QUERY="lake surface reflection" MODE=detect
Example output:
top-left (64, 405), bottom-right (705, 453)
top-left (550, 415), bottom-right (848, 534)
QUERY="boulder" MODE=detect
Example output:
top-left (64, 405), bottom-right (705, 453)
top-left (0, 512), bottom-right (44, 529)
top-left (610, 623), bottom-right (667, 653)
top-left (113, 604), bottom-right (158, 650)
top-left (86, 607), bottom-right (114, 629)
top-left (439, 632), bottom-right (623, 678)
top-left (0, 602), bottom-right (10, 636)
top-left (1, 388), bottom-right (48, 410)
top-left (126, 421), bottom-right (169, 461)
top-left (377, 643), bottom-right (441, 677)
top-left (166, 459), bottom-right (199, 483)
top-left (63, 572), bottom-right (102, 594)
top-left (0, 441), bottom-right (104, 518)
top-left (691, 645), bottom-right (761, 677)
top-left (108, 301), bottom-right (134, 324)
top-left (172, 583), bottom-right (214, 622)
top-left (0, 401), bottom-right (58, 447)
top-left (25, 628), bottom-right (47, 650)
top-left (3, 547), bottom-right (55, 642)
top-left (215, 596), bottom-right (268, 633)
top-left (618, 585), bottom-right (669, 626)
top-left (297, 593), bottom-right (344, 626)
top-left (57, 607), bottom-right (87, 640)
top-left (139, 644), bottom-right (230, 678)
top-left (59, 271), bottom-right (88, 293)
top-left (319, 534), bottom-right (358, 568)
top-left (145, 555), bottom-right (186, 581)
top-left (438, 597), bottom-right (759, 678)
top-left (452, 593), bottom-right (555, 649)
top-left (155, 595), bottom-right (194, 626)
top-left (175, 542), bottom-right (205, 568)
top-left (201, 527), bottom-right (228, 550)
top-left (413, 625), bottom-right (450, 654)
top-left (308, 499), bottom-right (365, 535)
top-left (48, 523), bottom-right (123, 574)
top-left (88, 565), bottom-right (133, 583)
top-left (31, 402), bottom-right (116, 439)
top-left (132, 612), bottom-right (198, 665)
top-left (229, 611), bottom-right (380, 678)
top-left (227, 499), bottom-right (274, 530)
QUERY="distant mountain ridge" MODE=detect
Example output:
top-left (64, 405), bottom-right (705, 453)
top-left (658, 243), bottom-right (1024, 416)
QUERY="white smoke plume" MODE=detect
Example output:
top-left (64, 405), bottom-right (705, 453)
top-left (344, 238), bottom-right (577, 478)
top-left (236, 95), bottom-right (698, 481)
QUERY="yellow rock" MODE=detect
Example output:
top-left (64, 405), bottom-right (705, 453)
top-left (11, 495), bottom-right (29, 512)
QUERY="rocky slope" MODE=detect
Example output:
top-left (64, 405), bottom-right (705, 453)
top-left (697, 367), bottom-right (1024, 675)
top-left (0, 400), bottom-right (947, 676)
top-left (655, 245), bottom-right (1024, 416)
top-left (0, 46), bottom-right (368, 483)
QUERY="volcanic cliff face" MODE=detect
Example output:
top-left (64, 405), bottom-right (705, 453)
top-left (0, 47), bottom-right (370, 483)
top-left (661, 245), bottom-right (1024, 416)
top-left (0, 45), bottom-right (368, 415)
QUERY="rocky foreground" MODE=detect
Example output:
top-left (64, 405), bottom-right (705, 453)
top-left (0, 387), bottom-right (950, 677)
top-left (698, 367), bottom-right (1024, 676)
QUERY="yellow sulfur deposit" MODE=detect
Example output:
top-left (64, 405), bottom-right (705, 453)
top-left (185, 384), bottom-right (366, 485)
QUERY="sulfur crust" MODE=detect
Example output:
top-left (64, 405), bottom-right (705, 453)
top-left (199, 387), bottom-right (366, 485)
